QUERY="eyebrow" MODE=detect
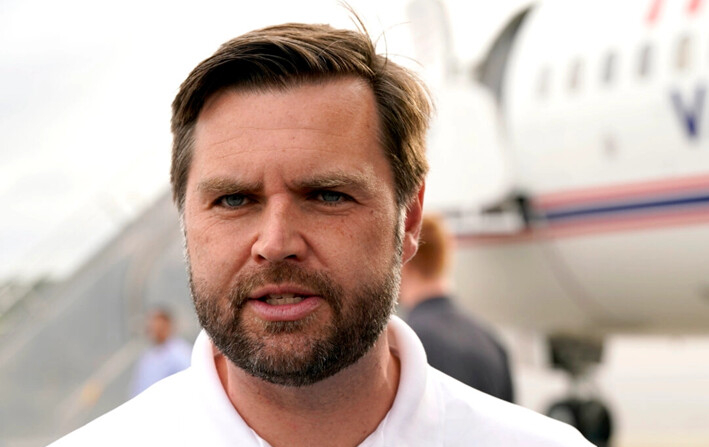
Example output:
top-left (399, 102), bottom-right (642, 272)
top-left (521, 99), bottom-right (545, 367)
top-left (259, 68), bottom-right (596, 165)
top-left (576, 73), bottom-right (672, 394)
top-left (197, 178), bottom-right (262, 196)
top-left (295, 171), bottom-right (377, 196)
top-left (196, 171), bottom-right (378, 197)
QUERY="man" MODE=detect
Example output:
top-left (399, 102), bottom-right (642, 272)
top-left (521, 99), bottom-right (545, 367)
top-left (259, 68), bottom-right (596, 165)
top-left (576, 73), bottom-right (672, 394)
top-left (400, 214), bottom-right (515, 402)
top-left (130, 307), bottom-right (191, 397)
top-left (51, 20), bottom-right (592, 446)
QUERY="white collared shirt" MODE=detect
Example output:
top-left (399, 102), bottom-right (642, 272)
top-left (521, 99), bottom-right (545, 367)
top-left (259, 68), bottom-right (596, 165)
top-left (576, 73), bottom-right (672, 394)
top-left (50, 317), bottom-right (592, 446)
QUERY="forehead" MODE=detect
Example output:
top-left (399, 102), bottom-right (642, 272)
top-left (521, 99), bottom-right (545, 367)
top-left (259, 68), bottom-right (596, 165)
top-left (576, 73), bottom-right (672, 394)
top-left (190, 77), bottom-right (391, 184)
top-left (196, 77), bottom-right (378, 142)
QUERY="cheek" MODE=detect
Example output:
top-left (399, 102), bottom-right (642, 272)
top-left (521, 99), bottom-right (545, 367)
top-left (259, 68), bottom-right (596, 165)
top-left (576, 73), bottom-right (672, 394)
top-left (366, 207), bottom-right (399, 246)
top-left (184, 216), bottom-right (210, 265)
top-left (185, 232), bottom-right (208, 271)
top-left (185, 219), bottom-right (247, 282)
top-left (333, 210), bottom-right (398, 270)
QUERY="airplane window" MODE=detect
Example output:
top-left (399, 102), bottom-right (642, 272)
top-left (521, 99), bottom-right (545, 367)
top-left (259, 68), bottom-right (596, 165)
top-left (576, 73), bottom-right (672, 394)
top-left (568, 59), bottom-right (583, 91)
top-left (676, 35), bottom-right (693, 71)
top-left (638, 44), bottom-right (653, 78)
top-left (537, 66), bottom-right (551, 98)
top-left (602, 51), bottom-right (617, 84)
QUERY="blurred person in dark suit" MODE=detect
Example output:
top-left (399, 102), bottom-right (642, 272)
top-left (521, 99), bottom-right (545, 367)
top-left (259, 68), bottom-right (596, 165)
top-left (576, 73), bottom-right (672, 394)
top-left (400, 214), bottom-right (515, 402)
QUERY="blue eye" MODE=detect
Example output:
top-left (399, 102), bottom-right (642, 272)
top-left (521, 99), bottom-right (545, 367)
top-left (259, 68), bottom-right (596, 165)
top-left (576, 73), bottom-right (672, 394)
top-left (221, 194), bottom-right (247, 207)
top-left (319, 191), bottom-right (344, 202)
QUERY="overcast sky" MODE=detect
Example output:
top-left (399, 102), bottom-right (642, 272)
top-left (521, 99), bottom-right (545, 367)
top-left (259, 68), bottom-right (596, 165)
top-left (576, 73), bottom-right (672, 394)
top-left (0, 0), bottom-right (529, 280)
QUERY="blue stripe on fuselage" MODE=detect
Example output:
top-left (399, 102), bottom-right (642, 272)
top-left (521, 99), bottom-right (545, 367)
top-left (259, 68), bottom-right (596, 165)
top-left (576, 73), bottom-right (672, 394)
top-left (541, 193), bottom-right (709, 221)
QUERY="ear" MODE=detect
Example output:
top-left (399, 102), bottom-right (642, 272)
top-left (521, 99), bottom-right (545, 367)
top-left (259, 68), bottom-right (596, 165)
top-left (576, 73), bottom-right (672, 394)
top-left (401, 183), bottom-right (425, 265)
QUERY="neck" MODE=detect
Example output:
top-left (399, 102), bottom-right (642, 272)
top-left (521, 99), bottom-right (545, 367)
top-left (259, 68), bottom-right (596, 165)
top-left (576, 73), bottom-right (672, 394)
top-left (214, 326), bottom-right (400, 447)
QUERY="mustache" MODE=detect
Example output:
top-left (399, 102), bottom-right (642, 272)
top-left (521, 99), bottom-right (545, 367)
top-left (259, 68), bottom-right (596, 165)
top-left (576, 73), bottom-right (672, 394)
top-left (229, 262), bottom-right (343, 311)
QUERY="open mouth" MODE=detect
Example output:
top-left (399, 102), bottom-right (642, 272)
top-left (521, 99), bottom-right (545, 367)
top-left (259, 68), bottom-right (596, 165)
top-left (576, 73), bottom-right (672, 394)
top-left (258, 293), bottom-right (307, 305)
top-left (247, 289), bottom-right (322, 321)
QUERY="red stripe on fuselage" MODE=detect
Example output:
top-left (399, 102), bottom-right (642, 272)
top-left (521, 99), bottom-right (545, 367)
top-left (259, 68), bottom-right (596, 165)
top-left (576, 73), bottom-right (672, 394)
top-left (456, 206), bottom-right (709, 246)
top-left (534, 174), bottom-right (709, 211)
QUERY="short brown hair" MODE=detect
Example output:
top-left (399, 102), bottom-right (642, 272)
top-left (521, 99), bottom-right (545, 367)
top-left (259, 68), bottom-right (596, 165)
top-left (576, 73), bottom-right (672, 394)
top-left (408, 214), bottom-right (451, 279)
top-left (170, 21), bottom-right (431, 211)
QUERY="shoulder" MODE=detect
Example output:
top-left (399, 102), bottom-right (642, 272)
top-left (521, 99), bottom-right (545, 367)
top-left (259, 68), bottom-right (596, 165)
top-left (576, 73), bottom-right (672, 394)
top-left (49, 370), bottom-right (198, 446)
top-left (50, 331), bottom-right (261, 447)
top-left (429, 369), bottom-right (593, 447)
top-left (407, 298), bottom-right (486, 337)
top-left (387, 317), bottom-right (590, 446)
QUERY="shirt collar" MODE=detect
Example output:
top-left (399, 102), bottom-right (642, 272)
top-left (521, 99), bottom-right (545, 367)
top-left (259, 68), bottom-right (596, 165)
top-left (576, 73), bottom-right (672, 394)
top-left (191, 330), bottom-right (266, 444)
top-left (364, 316), bottom-right (443, 445)
top-left (191, 316), bottom-right (442, 446)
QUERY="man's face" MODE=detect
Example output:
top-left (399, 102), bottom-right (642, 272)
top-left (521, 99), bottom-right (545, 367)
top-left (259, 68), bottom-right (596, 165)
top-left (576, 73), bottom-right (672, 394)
top-left (182, 78), bottom-right (422, 386)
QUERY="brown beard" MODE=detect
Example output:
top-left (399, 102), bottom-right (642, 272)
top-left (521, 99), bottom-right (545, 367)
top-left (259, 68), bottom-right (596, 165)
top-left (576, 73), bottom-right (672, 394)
top-left (190, 260), bottom-right (400, 387)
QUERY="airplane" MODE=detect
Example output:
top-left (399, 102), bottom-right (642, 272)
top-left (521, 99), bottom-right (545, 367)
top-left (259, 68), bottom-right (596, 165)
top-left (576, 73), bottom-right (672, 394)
top-left (409, 0), bottom-right (709, 440)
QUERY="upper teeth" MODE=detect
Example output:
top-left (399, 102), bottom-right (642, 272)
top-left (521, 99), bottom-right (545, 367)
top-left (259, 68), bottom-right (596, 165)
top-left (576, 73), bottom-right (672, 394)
top-left (265, 294), bottom-right (305, 305)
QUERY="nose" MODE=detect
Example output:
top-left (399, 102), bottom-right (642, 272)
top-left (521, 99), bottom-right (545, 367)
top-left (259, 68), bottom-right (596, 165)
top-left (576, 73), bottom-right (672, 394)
top-left (251, 197), bottom-right (307, 263)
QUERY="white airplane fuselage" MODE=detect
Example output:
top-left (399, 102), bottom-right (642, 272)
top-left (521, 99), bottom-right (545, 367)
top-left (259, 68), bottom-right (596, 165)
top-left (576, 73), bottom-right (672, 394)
top-left (443, 0), bottom-right (709, 338)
